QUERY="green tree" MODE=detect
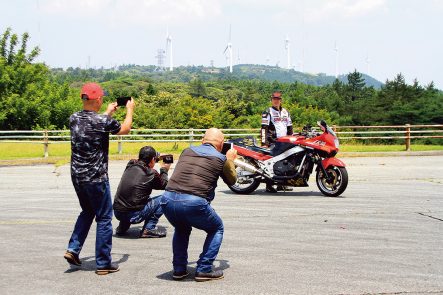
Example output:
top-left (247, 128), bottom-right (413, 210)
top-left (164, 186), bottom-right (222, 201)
top-left (0, 28), bottom-right (79, 130)
top-left (346, 69), bottom-right (366, 99)
top-left (146, 83), bottom-right (156, 95)
top-left (189, 77), bottom-right (207, 97)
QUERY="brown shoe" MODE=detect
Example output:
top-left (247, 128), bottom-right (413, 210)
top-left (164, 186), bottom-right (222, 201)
top-left (64, 251), bottom-right (81, 266)
top-left (195, 270), bottom-right (224, 282)
top-left (96, 263), bottom-right (120, 275)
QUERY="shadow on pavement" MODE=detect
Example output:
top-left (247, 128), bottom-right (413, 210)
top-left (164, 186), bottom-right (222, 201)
top-left (64, 253), bottom-right (130, 273)
top-left (156, 259), bottom-right (230, 281)
top-left (221, 189), bottom-right (325, 197)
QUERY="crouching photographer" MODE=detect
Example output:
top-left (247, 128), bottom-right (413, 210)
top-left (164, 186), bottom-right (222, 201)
top-left (113, 146), bottom-right (173, 238)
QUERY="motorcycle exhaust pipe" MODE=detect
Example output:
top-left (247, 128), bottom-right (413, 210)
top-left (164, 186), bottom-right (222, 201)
top-left (233, 159), bottom-right (272, 179)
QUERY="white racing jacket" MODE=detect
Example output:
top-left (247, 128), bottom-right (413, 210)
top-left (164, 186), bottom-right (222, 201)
top-left (261, 106), bottom-right (293, 145)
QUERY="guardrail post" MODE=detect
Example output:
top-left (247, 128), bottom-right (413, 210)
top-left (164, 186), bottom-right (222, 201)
top-left (118, 136), bottom-right (123, 154)
top-left (405, 124), bottom-right (411, 151)
top-left (43, 130), bottom-right (49, 158)
top-left (189, 128), bottom-right (194, 146)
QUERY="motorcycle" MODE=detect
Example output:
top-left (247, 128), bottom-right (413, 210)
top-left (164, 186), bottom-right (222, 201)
top-left (228, 120), bottom-right (348, 197)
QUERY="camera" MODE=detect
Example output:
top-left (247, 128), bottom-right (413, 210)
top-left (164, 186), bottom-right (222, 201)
top-left (221, 142), bottom-right (233, 155)
top-left (156, 154), bottom-right (174, 164)
top-left (117, 96), bottom-right (132, 107)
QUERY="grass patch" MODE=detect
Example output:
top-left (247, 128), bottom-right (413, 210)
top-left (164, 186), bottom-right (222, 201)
top-left (1, 142), bottom-right (442, 164)
top-left (0, 141), bottom-right (191, 161)
top-left (340, 144), bottom-right (443, 152)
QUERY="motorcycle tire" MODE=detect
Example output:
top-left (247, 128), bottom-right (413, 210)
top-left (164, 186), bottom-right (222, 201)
top-left (228, 178), bottom-right (261, 194)
top-left (316, 165), bottom-right (348, 197)
top-left (228, 156), bottom-right (261, 194)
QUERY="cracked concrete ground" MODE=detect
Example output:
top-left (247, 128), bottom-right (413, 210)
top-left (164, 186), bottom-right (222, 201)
top-left (0, 155), bottom-right (442, 295)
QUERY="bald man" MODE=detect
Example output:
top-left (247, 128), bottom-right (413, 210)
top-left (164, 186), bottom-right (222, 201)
top-left (161, 128), bottom-right (237, 282)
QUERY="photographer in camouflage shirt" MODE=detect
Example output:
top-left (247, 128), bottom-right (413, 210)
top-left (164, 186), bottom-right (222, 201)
top-left (64, 82), bottom-right (135, 275)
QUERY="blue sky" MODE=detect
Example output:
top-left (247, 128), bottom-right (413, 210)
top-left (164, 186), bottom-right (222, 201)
top-left (1, 0), bottom-right (443, 89)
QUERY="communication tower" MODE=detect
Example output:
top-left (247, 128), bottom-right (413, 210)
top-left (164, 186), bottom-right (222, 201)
top-left (156, 49), bottom-right (166, 71)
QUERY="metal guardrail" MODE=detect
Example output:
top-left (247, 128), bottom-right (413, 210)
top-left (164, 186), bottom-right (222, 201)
top-left (332, 124), bottom-right (443, 151)
top-left (0, 128), bottom-right (260, 157)
top-left (0, 125), bottom-right (442, 157)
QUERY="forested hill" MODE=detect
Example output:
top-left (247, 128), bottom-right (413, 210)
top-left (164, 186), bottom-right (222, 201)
top-left (51, 64), bottom-right (383, 88)
top-left (230, 64), bottom-right (382, 88)
top-left (1, 27), bottom-right (442, 133)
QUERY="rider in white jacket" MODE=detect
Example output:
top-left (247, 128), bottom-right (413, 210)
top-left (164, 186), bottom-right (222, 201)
top-left (260, 91), bottom-right (293, 146)
top-left (260, 91), bottom-right (294, 193)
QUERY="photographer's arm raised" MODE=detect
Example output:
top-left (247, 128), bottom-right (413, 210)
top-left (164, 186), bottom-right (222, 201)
top-left (104, 102), bottom-right (118, 117)
top-left (116, 98), bottom-right (135, 135)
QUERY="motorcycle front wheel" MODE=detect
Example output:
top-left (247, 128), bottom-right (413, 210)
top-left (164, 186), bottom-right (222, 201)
top-left (316, 166), bottom-right (348, 197)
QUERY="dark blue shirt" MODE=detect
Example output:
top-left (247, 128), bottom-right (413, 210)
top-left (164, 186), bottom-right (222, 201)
top-left (70, 110), bottom-right (121, 183)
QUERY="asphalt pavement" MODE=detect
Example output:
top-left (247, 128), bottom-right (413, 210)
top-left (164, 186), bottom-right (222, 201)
top-left (0, 155), bottom-right (442, 295)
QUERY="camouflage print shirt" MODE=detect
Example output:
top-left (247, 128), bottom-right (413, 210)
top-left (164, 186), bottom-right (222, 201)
top-left (70, 110), bottom-right (121, 183)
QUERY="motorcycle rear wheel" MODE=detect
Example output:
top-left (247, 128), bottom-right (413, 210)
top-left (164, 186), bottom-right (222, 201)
top-left (316, 166), bottom-right (348, 197)
top-left (228, 178), bottom-right (261, 194)
top-left (228, 158), bottom-right (261, 194)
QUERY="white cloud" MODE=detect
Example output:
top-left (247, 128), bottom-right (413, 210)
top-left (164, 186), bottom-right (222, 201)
top-left (39, 0), bottom-right (388, 25)
top-left (341, 0), bottom-right (386, 17)
top-left (431, 0), bottom-right (443, 10)
top-left (304, 0), bottom-right (387, 23)
top-left (40, 0), bottom-right (223, 25)
top-left (41, 0), bottom-right (111, 15)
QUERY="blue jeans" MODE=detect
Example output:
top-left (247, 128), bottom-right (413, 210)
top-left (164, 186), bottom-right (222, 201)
top-left (114, 195), bottom-right (163, 232)
top-left (161, 191), bottom-right (224, 273)
top-left (67, 180), bottom-right (113, 268)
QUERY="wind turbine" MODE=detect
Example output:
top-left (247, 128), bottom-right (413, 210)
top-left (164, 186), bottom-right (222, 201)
top-left (334, 41), bottom-right (339, 78)
top-left (165, 28), bottom-right (173, 71)
top-left (223, 25), bottom-right (233, 73)
top-left (285, 35), bottom-right (291, 70)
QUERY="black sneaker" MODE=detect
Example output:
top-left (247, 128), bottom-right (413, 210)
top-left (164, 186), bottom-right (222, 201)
top-left (276, 185), bottom-right (293, 191)
top-left (96, 263), bottom-right (120, 275)
top-left (64, 250), bottom-right (81, 266)
top-left (172, 270), bottom-right (190, 281)
top-left (140, 228), bottom-right (167, 238)
top-left (115, 222), bottom-right (130, 236)
top-left (195, 270), bottom-right (224, 282)
top-left (265, 184), bottom-right (277, 193)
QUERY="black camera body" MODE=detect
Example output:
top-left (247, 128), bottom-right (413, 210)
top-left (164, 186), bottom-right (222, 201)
top-left (158, 154), bottom-right (174, 164)
top-left (117, 96), bottom-right (131, 107)
top-left (221, 142), bottom-right (233, 155)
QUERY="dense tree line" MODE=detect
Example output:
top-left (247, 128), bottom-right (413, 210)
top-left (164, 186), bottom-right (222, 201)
top-left (1, 28), bottom-right (442, 134)
top-left (0, 28), bottom-right (79, 130)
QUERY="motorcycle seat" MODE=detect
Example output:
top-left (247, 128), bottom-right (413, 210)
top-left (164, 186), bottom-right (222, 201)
top-left (229, 137), bottom-right (272, 155)
top-left (249, 145), bottom-right (272, 155)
